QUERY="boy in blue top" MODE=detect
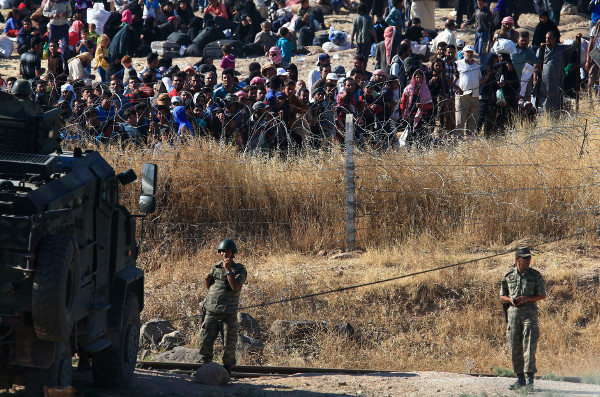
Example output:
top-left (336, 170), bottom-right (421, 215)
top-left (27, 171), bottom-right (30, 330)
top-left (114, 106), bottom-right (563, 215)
top-left (276, 27), bottom-right (294, 64)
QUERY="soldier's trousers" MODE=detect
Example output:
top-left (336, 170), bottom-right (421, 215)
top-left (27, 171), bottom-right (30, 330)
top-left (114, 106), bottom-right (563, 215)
top-left (506, 305), bottom-right (539, 374)
top-left (198, 311), bottom-right (238, 366)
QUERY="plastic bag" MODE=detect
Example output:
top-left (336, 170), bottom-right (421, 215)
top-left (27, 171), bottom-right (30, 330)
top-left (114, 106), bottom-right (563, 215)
top-left (87, 3), bottom-right (110, 35)
top-left (328, 29), bottom-right (347, 46)
top-left (496, 88), bottom-right (506, 106)
top-left (492, 38), bottom-right (517, 55)
top-left (0, 36), bottom-right (12, 59)
top-left (322, 40), bottom-right (350, 53)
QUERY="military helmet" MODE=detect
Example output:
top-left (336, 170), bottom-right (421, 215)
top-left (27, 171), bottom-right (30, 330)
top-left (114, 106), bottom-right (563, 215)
top-left (218, 239), bottom-right (238, 253)
top-left (12, 79), bottom-right (33, 98)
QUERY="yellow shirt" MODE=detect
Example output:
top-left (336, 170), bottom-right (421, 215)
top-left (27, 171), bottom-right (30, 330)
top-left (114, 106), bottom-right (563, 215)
top-left (95, 46), bottom-right (109, 70)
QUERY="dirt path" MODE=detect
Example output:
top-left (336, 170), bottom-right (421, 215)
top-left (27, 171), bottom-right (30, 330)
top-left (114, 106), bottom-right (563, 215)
top-left (73, 368), bottom-right (600, 396)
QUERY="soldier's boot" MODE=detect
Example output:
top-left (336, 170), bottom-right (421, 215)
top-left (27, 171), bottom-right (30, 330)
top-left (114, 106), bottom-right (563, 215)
top-left (509, 373), bottom-right (526, 390)
top-left (526, 372), bottom-right (535, 388)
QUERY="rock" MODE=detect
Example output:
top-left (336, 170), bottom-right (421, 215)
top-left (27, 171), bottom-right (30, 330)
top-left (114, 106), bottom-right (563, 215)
top-left (237, 312), bottom-right (261, 338)
top-left (332, 322), bottom-right (354, 337)
top-left (155, 346), bottom-right (202, 363)
top-left (330, 252), bottom-right (353, 260)
top-left (192, 362), bottom-right (230, 386)
top-left (236, 333), bottom-right (265, 354)
top-left (159, 330), bottom-right (186, 351)
top-left (140, 320), bottom-right (176, 349)
top-left (561, 3), bottom-right (577, 14)
top-left (270, 320), bottom-right (327, 343)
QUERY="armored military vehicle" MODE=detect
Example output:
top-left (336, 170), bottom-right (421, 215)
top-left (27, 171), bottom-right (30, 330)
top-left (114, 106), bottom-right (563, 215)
top-left (0, 92), bottom-right (157, 395)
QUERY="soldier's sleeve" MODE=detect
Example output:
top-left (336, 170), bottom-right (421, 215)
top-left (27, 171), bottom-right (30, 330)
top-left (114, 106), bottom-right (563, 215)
top-left (234, 264), bottom-right (248, 285)
top-left (535, 271), bottom-right (546, 296)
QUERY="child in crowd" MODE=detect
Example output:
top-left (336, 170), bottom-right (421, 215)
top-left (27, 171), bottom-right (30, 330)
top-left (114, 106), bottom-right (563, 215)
top-left (77, 28), bottom-right (95, 54)
top-left (94, 34), bottom-right (110, 82)
top-left (88, 23), bottom-right (99, 44)
top-left (143, 0), bottom-right (160, 20)
top-left (4, 9), bottom-right (22, 37)
top-left (112, 55), bottom-right (136, 85)
top-left (220, 44), bottom-right (235, 71)
top-left (276, 27), bottom-right (293, 65)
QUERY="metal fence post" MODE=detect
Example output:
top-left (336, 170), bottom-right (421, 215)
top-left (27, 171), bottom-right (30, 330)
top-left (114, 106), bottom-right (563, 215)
top-left (345, 113), bottom-right (356, 251)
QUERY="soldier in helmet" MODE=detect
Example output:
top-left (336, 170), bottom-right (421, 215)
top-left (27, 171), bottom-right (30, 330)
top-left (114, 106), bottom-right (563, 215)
top-left (11, 79), bottom-right (44, 114)
top-left (198, 239), bottom-right (247, 376)
top-left (500, 247), bottom-right (546, 390)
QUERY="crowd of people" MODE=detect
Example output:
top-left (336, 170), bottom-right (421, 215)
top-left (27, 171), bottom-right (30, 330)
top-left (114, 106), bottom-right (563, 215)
top-left (5, 0), bottom-right (600, 152)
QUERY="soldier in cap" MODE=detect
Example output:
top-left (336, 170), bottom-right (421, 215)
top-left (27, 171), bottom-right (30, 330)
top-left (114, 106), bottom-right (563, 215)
top-left (499, 247), bottom-right (546, 390)
top-left (199, 239), bottom-right (247, 376)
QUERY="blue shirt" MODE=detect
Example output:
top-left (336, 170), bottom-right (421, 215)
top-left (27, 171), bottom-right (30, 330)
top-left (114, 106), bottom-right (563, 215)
top-left (276, 37), bottom-right (294, 63)
top-left (95, 104), bottom-right (116, 123)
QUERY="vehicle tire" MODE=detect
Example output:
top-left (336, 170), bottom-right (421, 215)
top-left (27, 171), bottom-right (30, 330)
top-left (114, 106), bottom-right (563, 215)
top-left (92, 293), bottom-right (140, 388)
top-left (25, 341), bottom-right (72, 397)
top-left (32, 235), bottom-right (81, 342)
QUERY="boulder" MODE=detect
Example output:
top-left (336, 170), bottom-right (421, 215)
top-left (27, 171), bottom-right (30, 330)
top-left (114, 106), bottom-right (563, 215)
top-left (155, 346), bottom-right (202, 363)
top-left (561, 3), bottom-right (578, 15)
top-left (236, 333), bottom-right (265, 354)
top-left (237, 312), bottom-right (261, 338)
top-left (140, 320), bottom-right (176, 349)
top-left (269, 320), bottom-right (327, 343)
top-left (192, 362), bottom-right (230, 386)
top-left (159, 330), bottom-right (186, 351)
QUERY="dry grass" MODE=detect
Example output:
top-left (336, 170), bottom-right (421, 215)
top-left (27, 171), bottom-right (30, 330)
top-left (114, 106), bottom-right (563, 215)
top-left (86, 102), bottom-right (600, 378)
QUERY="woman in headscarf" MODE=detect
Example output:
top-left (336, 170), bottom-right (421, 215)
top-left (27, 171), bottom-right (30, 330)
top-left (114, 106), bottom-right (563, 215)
top-left (108, 10), bottom-right (136, 60)
top-left (68, 20), bottom-right (84, 56)
top-left (375, 26), bottom-right (399, 74)
top-left (68, 51), bottom-right (93, 81)
top-left (173, 105), bottom-right (194, 137)
top-left (477, 53), bottom-right (500, 137)
top-left (400, 69), bottom-right (433, 147)
top-left (175, 0), bottom-right (195, 28)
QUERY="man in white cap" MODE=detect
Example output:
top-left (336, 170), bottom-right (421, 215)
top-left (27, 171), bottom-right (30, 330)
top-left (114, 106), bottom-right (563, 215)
top-left (455, 45), bottom-right (481, 137)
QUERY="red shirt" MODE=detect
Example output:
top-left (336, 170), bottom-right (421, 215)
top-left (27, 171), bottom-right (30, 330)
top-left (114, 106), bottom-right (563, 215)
top-left (205, 2), bottom-right (227, 19)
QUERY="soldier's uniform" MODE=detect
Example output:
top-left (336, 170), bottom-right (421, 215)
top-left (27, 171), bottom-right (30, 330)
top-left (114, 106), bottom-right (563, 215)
top-left (500, 264), bottom-right (546, 375)
top-left (199, 260), bottom-right (247, 367)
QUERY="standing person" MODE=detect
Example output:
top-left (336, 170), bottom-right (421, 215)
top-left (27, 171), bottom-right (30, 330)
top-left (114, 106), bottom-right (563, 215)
top-left (455, 45), bottom-right (481, 136)
top-left (548, 0), bottom-right (563, 26)
top-left (199, 239), bottom-right (247, 376)
top-left (20, 37), bottom-right (45, 80)
top-left (461, 0), bottom-right (492, 64)
top-left (47, 41), bottom-right (68, 77)
top-left (442, 44), bottom-right (462, 135)
top-left (350, 2), bottom-right (376, 60)
top-left (537, 32), bottom-right (581, 114)
top-left (511, 31), bottom-right (539, 101)
top-left (493, 16), bottom-right (519, 44)
top-left (431, 19), bottom-right (457, 50)
top-left (43, 0), bottom-right (72, 59)
top-left (532, 10), bottom-right (560, 51)
top-left (95, 35), bottom-right (111, 83)
top-left (499, 247), bottom-right (546, 390)
top-left (375, 26), bottom-right (400, 74)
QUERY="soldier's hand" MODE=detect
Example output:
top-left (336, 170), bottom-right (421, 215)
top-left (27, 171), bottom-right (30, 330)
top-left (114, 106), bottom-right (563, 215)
top-left (223, 257), bottom-right (233, 270)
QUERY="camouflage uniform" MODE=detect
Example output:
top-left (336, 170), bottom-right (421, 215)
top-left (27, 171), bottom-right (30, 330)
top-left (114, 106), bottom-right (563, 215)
top-left (199, 260), bottom-right (247, 366)
top-left (500, 266), bottom-right (546, 374)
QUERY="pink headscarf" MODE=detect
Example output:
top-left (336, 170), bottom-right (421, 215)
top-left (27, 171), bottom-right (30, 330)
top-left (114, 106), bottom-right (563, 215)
top-left (69, 20), bottom-right (84, 34)
top-left (402, 70), bottom-right (432, 126)
top-left (269, 46), bottom-right (283, 64)
top-left (384, 26), bottom-right (396, 65)
top-left (121, 9), bottom-right (133, 24)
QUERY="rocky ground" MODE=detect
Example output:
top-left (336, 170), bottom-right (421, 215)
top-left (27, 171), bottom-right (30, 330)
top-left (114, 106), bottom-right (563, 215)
top-left (73, 368), bottom-right (600, 397)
